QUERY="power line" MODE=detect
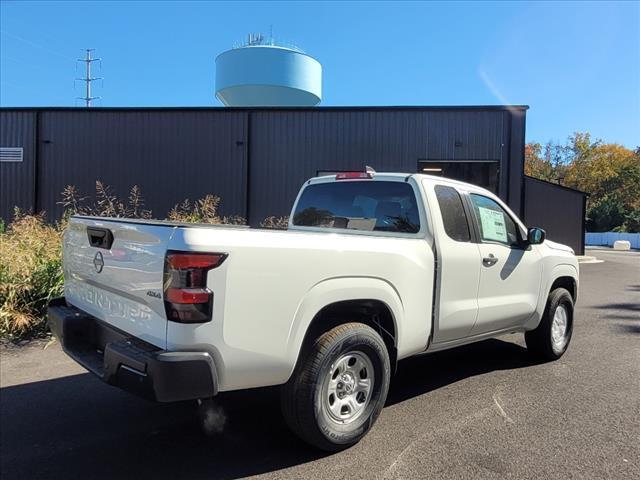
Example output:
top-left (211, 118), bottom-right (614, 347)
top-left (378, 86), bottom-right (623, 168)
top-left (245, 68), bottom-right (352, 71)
top-left (0, 29), bottom-right (75, 61)
top-left (76, 49), bottom-right (102, 107)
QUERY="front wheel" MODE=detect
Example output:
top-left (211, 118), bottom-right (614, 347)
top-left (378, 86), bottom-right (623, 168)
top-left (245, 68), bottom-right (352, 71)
top-left (525, 287), bottom-right (574, 360)
top-left (281, 322), bottom-right (391, 451)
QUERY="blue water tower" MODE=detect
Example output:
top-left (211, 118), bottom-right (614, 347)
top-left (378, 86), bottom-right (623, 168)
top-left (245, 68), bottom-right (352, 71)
top-left (215, 34), bottom-right (322, 106)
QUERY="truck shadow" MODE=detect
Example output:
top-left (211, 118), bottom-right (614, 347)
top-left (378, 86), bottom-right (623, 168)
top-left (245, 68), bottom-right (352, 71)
top-left (387, 338), bottom-right (538, 406)
top-left (0, 338), bottom-right (539, 480)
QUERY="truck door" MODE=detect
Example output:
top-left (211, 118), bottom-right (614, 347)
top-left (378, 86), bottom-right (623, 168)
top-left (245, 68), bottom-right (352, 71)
top-left (466, 193), bottom-right (543, 334)
top-left (430, 184), bottom-right (482, 342)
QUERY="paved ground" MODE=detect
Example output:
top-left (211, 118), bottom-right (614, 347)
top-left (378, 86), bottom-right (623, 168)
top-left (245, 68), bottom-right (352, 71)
top-left (1, 249), bottom-right (639, 480)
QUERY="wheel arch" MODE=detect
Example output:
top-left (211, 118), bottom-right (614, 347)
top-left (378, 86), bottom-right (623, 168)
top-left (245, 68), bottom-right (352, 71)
top-left (549, 275), bottom-right (577, 303)
top-left (285, 277), bottom-right (403, 381)
top-left (526, 264), bottom-right (578, 331)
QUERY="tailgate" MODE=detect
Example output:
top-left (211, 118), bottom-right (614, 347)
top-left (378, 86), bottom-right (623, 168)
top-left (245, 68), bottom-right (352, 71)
top-left (63, 217), bottom-right (175, 349)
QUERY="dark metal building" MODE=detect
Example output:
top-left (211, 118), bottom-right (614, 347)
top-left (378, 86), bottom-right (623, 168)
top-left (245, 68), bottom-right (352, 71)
top-left (523, 177), bottom-right (587, 255)
top-left (0, 106), bottom-right (586, 253)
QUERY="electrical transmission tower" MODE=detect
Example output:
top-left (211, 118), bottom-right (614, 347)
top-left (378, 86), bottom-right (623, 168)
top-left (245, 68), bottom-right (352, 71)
top-left (76, 49), bottom-right (102, 107)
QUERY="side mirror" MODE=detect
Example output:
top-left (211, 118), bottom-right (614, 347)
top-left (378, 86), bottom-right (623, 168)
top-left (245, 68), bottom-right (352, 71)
top-left (527, 227), bottom-right (546, 245)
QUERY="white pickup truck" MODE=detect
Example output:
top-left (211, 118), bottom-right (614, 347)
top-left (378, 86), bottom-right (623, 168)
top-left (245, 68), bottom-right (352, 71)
top-left (49, 171), bottom-right (578, 451)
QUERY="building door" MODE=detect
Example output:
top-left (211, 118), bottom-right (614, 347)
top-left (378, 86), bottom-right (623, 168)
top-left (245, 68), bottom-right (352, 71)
top-left (418, 160), bottom-right (500, 193)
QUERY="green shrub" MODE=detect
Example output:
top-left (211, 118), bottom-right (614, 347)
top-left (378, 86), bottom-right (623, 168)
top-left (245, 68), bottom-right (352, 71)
top-left (0, 210), bottom-right (64, 339)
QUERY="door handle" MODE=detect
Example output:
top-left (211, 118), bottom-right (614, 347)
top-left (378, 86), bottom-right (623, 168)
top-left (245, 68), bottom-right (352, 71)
top-left (482, 254), bottom-right (498, 267)
top-left (87, 227), bottom-right (114, 249)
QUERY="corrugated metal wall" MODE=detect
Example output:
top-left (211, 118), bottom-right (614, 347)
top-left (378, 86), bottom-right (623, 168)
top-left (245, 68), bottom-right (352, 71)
top-left (0, 107), bottom-right (526, 226)
top-left (0, 110), bottom-right (36, 222)
top-left (507, 109), bottom-right (526, 214)
top-left (523, 176), bottom-right (586, 254)
top-left (37, 110), bottom-right (247, 220)
top-left (249, 109), bottom-right (507, 222)
top-left (2, 108), bottom-right (587, 255)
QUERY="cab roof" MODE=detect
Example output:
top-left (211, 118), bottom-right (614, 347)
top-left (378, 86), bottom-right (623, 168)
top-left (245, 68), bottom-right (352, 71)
top-left (308, 171), bottom-right (494, 196)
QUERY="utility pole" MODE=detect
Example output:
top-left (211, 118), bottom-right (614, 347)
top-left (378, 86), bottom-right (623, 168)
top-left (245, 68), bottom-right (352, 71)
top-left (76, 49), bottom-right (102, 107)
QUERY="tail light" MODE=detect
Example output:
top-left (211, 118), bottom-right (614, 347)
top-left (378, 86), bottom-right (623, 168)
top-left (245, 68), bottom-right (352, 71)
top-left (163, 251), bottom-right (227, 323)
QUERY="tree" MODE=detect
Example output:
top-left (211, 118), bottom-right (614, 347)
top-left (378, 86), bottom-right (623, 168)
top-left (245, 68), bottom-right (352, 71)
top-left (524, 140), bottom-right (571, 183)
top-left (564, 140), bottom-right (637, 204)
top-left (526, 132), bottom-right (640, 232)
top-left (621, 208), bottom-right (640, 233)
top-left (586, 195), bottom-right (626, 232)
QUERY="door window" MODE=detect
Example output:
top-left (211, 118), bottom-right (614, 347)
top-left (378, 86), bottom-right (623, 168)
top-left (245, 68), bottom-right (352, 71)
top-left (434, 185), bottom-right (471, 242)
top-left (469, 194), bottom-right (520, 247)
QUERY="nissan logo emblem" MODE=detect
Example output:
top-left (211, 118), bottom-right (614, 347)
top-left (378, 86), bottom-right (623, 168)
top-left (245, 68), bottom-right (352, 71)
top-left (93, 251), bottom-right (104, 273)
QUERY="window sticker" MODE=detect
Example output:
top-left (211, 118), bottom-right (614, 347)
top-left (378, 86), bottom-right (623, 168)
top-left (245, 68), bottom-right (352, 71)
top-left (478, 206), bottom-right (507, 242)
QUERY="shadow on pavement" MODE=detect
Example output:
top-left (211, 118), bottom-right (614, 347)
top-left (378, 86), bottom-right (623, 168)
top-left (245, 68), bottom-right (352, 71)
top-left (593, 302), bottom-right (640, 334)
top-left (0, 338), bottom-right (539, 480)
top-left (596, 302), bottom-right (640, 312)
top-left (388, 338), bottom-right (538, 406)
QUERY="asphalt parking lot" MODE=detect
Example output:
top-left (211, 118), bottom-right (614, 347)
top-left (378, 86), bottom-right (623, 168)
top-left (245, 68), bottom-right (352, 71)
top-left (1, 249), bottom-right (638, 480)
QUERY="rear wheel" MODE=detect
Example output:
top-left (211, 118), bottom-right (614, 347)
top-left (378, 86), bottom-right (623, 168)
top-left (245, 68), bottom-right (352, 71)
top-left (281, 322), bottom-right (391, 451)
top-left (525, 287), bottom-right (574, 360)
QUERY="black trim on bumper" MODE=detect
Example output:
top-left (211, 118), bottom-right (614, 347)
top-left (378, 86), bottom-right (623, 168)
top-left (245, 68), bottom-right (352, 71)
top-left (47, 298), bottom-right (218, 402)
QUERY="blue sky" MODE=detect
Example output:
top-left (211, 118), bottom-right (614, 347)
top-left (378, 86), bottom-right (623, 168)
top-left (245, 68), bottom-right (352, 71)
top-left (1, 1), bottom-right (638, 147)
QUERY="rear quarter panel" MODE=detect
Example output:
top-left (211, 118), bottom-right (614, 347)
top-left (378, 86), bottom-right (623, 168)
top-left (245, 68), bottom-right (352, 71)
top-left (166, 227), bottom-right (434, 391)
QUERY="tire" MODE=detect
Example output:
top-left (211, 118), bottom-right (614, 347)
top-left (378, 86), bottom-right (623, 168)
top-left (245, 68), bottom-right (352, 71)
top-left (281, 322), bottom-right (391, 451)
top-left (525, 287), bottom-right (574, 360)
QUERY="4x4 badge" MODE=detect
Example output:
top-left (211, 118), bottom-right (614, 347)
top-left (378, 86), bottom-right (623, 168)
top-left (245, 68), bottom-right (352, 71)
top-left (93, 251), bottom-right (104, 273)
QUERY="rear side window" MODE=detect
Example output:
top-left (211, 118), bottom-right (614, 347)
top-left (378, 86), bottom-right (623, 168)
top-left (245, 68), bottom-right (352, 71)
top-left (292, 181), bottom-right (421, 233)
top-left (434, 185), bottom-right (471, 242)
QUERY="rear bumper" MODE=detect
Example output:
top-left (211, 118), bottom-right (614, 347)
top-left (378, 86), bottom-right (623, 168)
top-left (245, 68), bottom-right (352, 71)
top-left (47, 298), bottom-right (218, 402)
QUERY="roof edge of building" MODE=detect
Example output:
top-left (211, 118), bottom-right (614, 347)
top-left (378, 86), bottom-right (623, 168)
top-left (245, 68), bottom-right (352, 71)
top-left (0, 105), bottom-right (530, 112)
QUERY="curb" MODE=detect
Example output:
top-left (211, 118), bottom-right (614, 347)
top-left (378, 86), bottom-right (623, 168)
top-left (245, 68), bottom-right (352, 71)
top-left (576, 255), bottom-right (604, 264)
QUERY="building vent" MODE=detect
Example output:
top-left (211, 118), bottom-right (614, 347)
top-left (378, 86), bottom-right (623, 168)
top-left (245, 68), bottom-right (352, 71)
top-left (0, 147), bottom-right (23, 162)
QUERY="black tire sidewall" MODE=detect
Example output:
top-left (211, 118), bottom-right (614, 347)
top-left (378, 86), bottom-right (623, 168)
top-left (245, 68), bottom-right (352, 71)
top-left (547, 290), bottom-right (574, 357)
top-left (313, 328), bottom-right (390, 447)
